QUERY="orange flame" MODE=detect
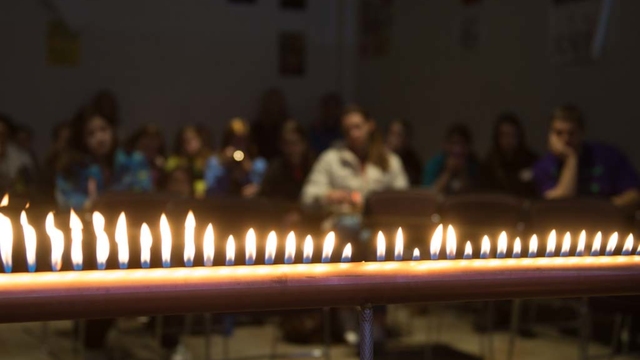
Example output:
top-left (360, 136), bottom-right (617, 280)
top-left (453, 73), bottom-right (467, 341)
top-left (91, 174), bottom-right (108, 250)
top-left (303, 235), bottom-right (313, 263)
top-left (322, 231), bottom-right (335, 263)
top-left (513, 237), bottom-right (521, 258)
top-left (623, 233), bottom-right (634, 255)
top-left (0, 213), bottom-right (13, 271)
top-left (160, 213), bottom-right (172, 267)
top-left (529, 234), bottom-right (538, 257)
top-left (560, 232), bottom-right (571, 257)
top-left (245, 228), bottom-right (256, 265)
top-left (413, 248), bottom-right (420, 260)
top-left (115, 212), bottom-right (129, 268)
top-left (0, 193), bottom-right (8, 207)
top-left (377, 231), bottom-right (386, 261)
top-left (430, 224), bottom-right (443, 260)
top-left (545, 230), bottom-right (556, 257)
top-left (20, 211), bottom-right (36, 271)
top-left (341, 243), bottom-right (352, 262)
top-left (395, 227), bottom-right (404, 261)
top-left (591, 231), bottom-right (602, 256)
top-left (265, 231), bottom-right (277, 264)
top-left (226, 235), bottom-right (235, 265)
top-left (203, 224), bottom-right (214, 266)
top-left (480, 236), bottom-right (490, 258)
top-left (464, 240), bottom-right (472, 259)
top-left (69, 209), bottom-right (83, 270)
top-left (446, 225), bottom-right (456, 259)
top-left (497, 231), bottom-right (507, 258)
top-left (576, 230), bottom-right (586, 256)
top-left (140, 222), bottom-right (152, 267)
top-left (285, 231), bottom-right (296, 264)
top-left (184, 211), bottom-right (196, 266)
top-left (606, 232), bottom-right (618, 255)
top-left (92, 212), bottom-right (110, 269)
top-left (45, 212), bottom-right (64, 271)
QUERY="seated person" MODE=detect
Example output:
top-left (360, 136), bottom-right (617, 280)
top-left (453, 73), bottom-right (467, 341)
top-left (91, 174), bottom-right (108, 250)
top-left (310, 92), bottom-right (344, 153)
top-left (480, 113), bottom-right (538, 197)
top-left (55, 105), bottom-right (152, 210)
top-left (205, 118), bottom-right (267, 198)
top-left (385, 118), bottom-right (422, 186)
top-left (127, 124), bottom-right (166, 188)
top-left (166, 124), bottom-right (214, 199)
top-left (533, 104), bottom-right (640, 208)
top-left (423, 123), bottom-right (479, 194)
top-left (0, 113), bottom-right (36, 196)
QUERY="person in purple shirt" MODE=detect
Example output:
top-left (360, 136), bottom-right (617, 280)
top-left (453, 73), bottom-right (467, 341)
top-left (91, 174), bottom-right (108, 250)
top-left (533, 104), bottom-right (640, 207)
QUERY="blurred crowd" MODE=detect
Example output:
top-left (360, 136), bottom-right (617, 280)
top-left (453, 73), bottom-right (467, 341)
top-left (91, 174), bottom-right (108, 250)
top-left (0, 88), bottom-right (638, 214)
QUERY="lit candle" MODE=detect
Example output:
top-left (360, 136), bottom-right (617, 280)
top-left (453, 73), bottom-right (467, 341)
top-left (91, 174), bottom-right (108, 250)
top-left (115, 212), bottom-right (129, 269)
top-left (183, 211), bottom-right (196, 267)
top-left (203, 224), bottom-right (214, 266)
top-left (341, 243), bottom-right (352, 263)
top-left (412, 248), bottom-right (420, 261)
top-left (463, 241), bottom-right (472, 259)
top-left (0, 193), bottom-right (8, 207)
top-left (245, 228), bottom-right (256, 265)
top-left (303, 235), bottom-right (313, 264)
top-left (45, 212), bottom-right (64, 271)
top-left (160, 214), bottom-right (172, 268)
top-left (0, 214), bottom-right (13, 273)
top-left (377, 231), bottom-right (385, 261)
top-left (560, 232), bottom-right (571, 257)
top-left (226, 235), bottom-right (235, 266)
top-left (513, 237), bottom-right (521, 258)
top-left (591, 232), bottom-right (602, 256)
top-left (622, 234), bottom-right (634, 256)
top-left (480, 236), bottom-right (490, 259)
top-left (69, 209), bottom-right (83, 271)
top-left (322, 232), bottom-right (335, 263)
top-left (394, 228), bottom-right (404, 261)
top-left (546, 230), bottom-right (556, 257)
top-left (265, 231), bottom-right (277, 265)
top-left (605, 232), bottom-right (618, 256)
top-left (446, 225), bottom-right (456, 260)
top-left (576, 230), bottom-right (586, 256)
top-left (528, 235), bottom-right (538, 258)
top-left (430, 224), bottom-right (443, 260)
top-left (496, 231), bottom-right (507, 259)
top-left (92, 212), bottom-right (110, 270)
top-left (285, 231), bottom-right (296, 264)
top-left (20, 211), bottom-right (36, 272)
top-left (140, 223), bottom-right (152, 269)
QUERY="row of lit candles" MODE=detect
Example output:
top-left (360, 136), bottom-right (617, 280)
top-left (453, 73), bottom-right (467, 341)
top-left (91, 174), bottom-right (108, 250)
top-left (0, 209), bottom-right (637, 273)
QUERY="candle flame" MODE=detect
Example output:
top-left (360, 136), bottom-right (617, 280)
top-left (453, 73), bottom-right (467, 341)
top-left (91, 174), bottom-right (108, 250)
top-left (513, 237), bottom-right (521, 258)
top-left (464, 240), bottom-right (472, 259)
top-left (545, 230), bottom-right (556, 257)
top-left (69, 209), bottom-right (83, 270)
top-left (529, 234), bottom-right (538, 257)
top-left (160, 213), bottom-right (172, 267)
top-left (430, 224), bottom-right (443, 260)
top-left (20, 211), bottom-right (36, 271)
top-left (45, 212), bottom-right (64, 271)
top-left (265, 231), bottom-right (277, 264)
top-left (285, 231), bottom-right (296, 264)
top-left (606, 232), bottom-right (618, 256)
top-left (622, 233), bottom-right (634, 255)
top-left (0, 214), bottom-right (13, 272)
top-left (0, 193), bottom-right (8, 207)
top-left (576, 230), bottom-right (586, 256)
top-left (496, 231), bottom-right (507, 258)
top-left (245, 228), bottom-right (255, 265)
top-left (140, 223), bottom-right (152, 268)
top-left (184, 211), bottom-right (196, 266)
top-left (93, 212), bottom-right (110, 270)
top-left (341, 243), bottom-right (352, 262)
top-left (480, 236), bottom-right (490, 258)
top-left (203, 224), bottom-right (214, 266)
top-left (115, 212), bottom-right (129, 269)
top-left (226, 235), bottom-right (235, 265)
top-left (303, 235), bottom-right (313, 263)
top-left (377, 231), bottom-right (386, 261)
top-left (560, 232), bottom-right (571, 257)
top-left (322, 231), bottom-right (335, 263)
top-left (413, 248), bottom-right (420, 260)
top-left (591, 231), bottom-right (602, 256)
top-left (395, 227), bottom-right (404, 261)
top-left (446, 225), bottom-right (456, 260)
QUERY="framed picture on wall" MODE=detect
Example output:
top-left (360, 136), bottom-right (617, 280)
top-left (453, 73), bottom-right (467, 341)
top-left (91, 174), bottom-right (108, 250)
top-left (279, 31), bottom-right (306, 77)
top-left (281, 0), bottom-right (306, 11)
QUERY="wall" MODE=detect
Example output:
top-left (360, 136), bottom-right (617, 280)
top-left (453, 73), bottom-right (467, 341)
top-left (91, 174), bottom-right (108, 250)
top-left (0, 0), bottom-right (355, 157)
top-left (357, 0), bottom-right (640, 168)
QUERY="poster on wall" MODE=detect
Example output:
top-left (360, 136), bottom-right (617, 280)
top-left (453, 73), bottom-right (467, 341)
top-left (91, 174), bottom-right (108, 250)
top-left (549, 0), bottom-right (601, 65)
top-left (47, 20), bottom-right (80, 67)
top-left (279, 31), bottom-right (306, 77)
top-left (359, 0), bottom-right (394, 59)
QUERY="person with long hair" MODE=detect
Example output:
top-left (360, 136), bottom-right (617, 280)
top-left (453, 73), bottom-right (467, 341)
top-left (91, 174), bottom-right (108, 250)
top-left (0, 113), bottom-right (36, 196)
top-left (479, 113), bottom-right (538, 196)
top-left (126, 124), bottom-right (166, 188)
top-left (165, 124), bottom-right (214, 198)
top-left (385, 118), bottom-right (422, 186)
top-left (310, 92), bottom-right (344, 153)
top-left (55, 105), bottom-right (152, 210)
top-left (205, 117), bottom-right (268, 197)
top-left (251, 88), bottom-right (290, 160)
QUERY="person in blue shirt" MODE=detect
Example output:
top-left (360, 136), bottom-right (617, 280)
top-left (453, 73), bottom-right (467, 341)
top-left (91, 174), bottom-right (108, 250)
top-left (423, 123), bottom-right (479, 194)
top-left (205, 117), bottom-right (267, 197)
top-left (55, 104), bottom-right (153, 210)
